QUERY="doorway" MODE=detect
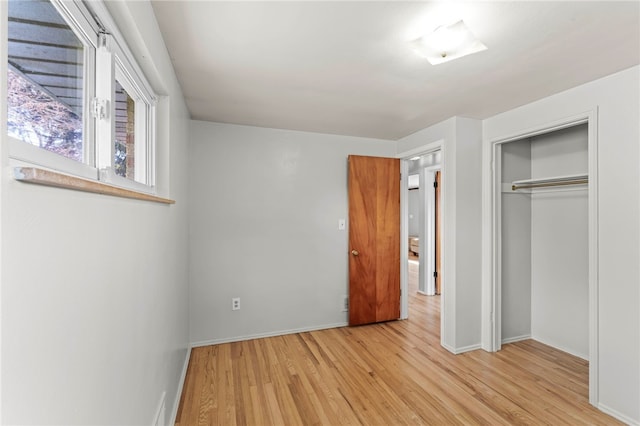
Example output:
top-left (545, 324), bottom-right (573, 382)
top-left (347, 143), bottom-right (447, 344)
top-left (483, 112), bottom-right (599, 404)
top-left (402, 148), bottom-right (443, 335)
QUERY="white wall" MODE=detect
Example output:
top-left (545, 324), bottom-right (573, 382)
top-left (453, 118), bottom-right (484, 350)
top-left (397, 117), bottom-right (483, 352)
top-left (484, 65), bottom-right (640, 424)
top-left (0, 1), bottom-right (190, 424)
top-left (501, 140), bottom-right (532, 342)
top-left (530, 126), bottom-right (589, 359)
top-left (407, 151), bottom-right (442, 174)
top-left (408, 188), bottom-right (419, 237)
top-left (188, 121), bottom-right (395, 345)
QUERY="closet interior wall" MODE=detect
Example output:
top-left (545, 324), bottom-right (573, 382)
top-left (501, 124), bottom-right (589, 359)
top-left (501, 140), bottom-right (532, 342)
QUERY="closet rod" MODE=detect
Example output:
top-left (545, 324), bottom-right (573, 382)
top-left (512, 178), bottom-right (588, 191)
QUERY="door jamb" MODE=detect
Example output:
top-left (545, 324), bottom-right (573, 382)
top-left (481, 110), bottom-right (599, 405)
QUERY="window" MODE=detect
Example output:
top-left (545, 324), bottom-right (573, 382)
top-left (8, 67), bottom-right (83, 161)
top-left (95, 31), bottom-right (156, 190)
top-left (114, 78), bottom-right (134, 179)
top-left (6, 0), bottom-right (156, 191)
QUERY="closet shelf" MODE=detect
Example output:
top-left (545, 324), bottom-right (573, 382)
top-left (511, 174), bottom-right (588, 191)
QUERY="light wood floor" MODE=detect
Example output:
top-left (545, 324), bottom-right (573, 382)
top-left (176, 260), bottom-right (620, 425)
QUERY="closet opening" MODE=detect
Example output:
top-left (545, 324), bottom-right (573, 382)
top-left (500, 123), bottom-right (588, 354)
top-left (484, 113), bottom-right (599, 405)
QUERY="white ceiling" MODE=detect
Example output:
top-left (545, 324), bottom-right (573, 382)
top-left (151, 1), bottom-right (640, 140)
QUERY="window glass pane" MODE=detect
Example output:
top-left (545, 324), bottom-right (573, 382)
top-left (7, 0), bottom-right (84, 162)
top-left (114, 79), bottom-right (135, 179)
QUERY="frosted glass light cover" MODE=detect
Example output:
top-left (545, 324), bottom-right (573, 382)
top-left (412, 20), bottom-right (487, 65)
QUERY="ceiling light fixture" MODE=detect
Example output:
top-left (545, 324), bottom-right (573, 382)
top-left (411, 20), bottom-right (487, 65)
top-left (410, 156), bottom-right (421, 161)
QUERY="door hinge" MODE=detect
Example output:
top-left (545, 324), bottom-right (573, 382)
top-left (434, 181), bottom-right (438, 188)
top-left (91, 98), bottom-right (109, 120)
top-left (433, 271), bottom-right (438, 278)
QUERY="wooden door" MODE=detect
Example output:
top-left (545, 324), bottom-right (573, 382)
top-left (434, 171), bottom-right (442, 294)
top-left (348, 155), bottom-right (400, 326)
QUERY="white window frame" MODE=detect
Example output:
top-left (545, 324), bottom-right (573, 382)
top-left (95, 32), bottom-right (156, 191)
top-left (7, 0), bottom-right (157, 194)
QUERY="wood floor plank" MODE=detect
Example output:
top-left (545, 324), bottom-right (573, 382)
top-left (264, 382), bottom-right (286, 425)
top-left (176, 260), bottom-right (621, 425)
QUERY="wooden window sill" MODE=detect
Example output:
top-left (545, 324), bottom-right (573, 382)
top-left (13, 167), bottom-right (175, 205)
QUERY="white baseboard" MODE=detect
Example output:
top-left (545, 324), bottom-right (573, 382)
top-left (502, 334), bottom-right (531, 344)
top-left (530, 335), bottom-right (588, 360)
top-left (153, 391), bottom-right (166, 426)
top-left (597, 402), bottom-right (639, 426)
top-left (191, 322), bottom-right (349, 348)
top-left (454, 343), bottom-right (482, 354)
top-left (442, 342), bottom-right (482, 355)
top-left (168, 346), bottom-right (192, 426)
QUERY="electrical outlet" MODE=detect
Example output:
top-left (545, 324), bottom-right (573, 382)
top-left (342, 296), bottom-right (349, 312)
top-left (232, 297), bottom-right (240, 311)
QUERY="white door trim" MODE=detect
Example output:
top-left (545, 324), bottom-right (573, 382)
top-left (481, 110), bottom-right (599, 405)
